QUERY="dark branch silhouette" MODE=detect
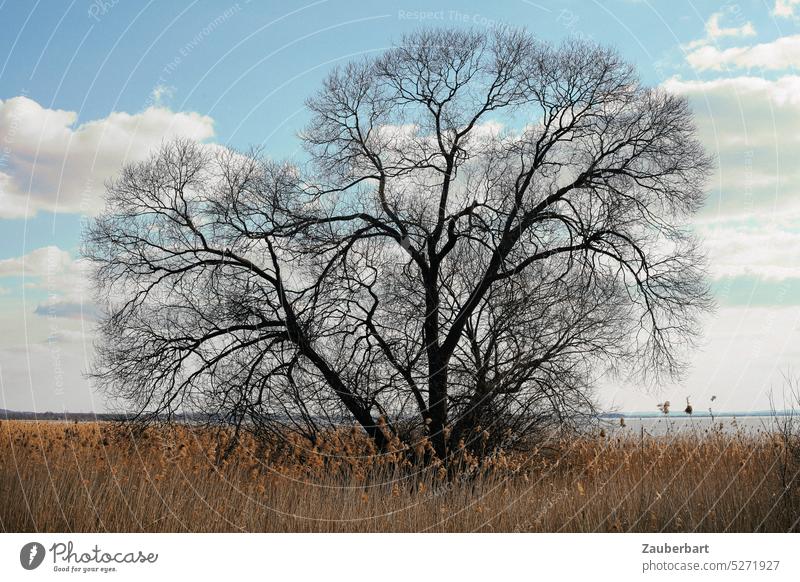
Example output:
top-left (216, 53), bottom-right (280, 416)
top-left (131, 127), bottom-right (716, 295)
top-left (86, 29), bottom-right (713, 462)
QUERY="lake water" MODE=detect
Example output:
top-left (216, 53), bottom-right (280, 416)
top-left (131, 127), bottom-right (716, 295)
top-left (601, 414), bottom-right (796, 436)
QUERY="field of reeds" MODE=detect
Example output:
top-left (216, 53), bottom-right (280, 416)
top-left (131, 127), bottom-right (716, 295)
top-left (1, 419), bottom-right (798, 532)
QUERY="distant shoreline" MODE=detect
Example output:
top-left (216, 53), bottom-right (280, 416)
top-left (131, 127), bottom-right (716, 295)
top-left (0, 409), bottom-right (132, 422)
top-left (2, 408), bottom-right (797, 422)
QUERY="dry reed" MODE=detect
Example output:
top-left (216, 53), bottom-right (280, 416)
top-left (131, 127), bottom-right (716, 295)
top-left (1, 420), bottom-right (798, 532)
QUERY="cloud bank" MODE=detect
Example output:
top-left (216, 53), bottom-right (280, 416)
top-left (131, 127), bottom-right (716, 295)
top-left (0, 96), bottom-right (214, 218)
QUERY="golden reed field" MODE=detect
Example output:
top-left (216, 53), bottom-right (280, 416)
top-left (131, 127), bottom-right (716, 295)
top-left (1, 419), bottom-right (798, 532)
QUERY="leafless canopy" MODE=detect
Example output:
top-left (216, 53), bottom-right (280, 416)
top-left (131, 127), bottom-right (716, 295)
top-left (86, 29), bottom-right (712, 461)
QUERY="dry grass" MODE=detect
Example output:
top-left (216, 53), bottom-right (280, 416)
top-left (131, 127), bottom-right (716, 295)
top-left (1, 419), bottom-right (798, 532)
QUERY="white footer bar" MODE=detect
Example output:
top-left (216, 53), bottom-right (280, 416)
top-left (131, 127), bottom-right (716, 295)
top-left (1, 533), bottom-right (796, 581)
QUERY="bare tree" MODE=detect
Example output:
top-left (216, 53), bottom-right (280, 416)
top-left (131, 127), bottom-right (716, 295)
top-left (86, 28), bottom-right (712, 462)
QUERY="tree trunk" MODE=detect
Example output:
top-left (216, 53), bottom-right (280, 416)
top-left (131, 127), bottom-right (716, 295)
top-left (423, 264), bottom-right (449, 462)
top-left (427, 356), bottom-right (448, 462)
top-left (289, 321), bottom-right (390, 452)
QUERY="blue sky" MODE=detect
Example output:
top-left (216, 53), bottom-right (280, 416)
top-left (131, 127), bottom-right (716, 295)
top-left (1, 0), bottom-right (800, 413)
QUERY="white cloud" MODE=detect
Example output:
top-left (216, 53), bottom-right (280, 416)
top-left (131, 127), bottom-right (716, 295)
top-left (697, 212), bottom-right (800, 280)
top-left (686, 34), bottom-right (800, 70)
top-left (773, 0), bottom-right (800, 18)
top-left (0, 246), bottom-right (72, 278)
top-left (664, 74), bottom-right (800, 107)
top-left (0, 96), bottom-right (214, 218)
top-left (150, 84), bottom-right (175, 105)
top-left (664, 75), bottom-right (800, 216)
top-left (0, 246), bottom-right (92, 306)
top-left (706, 11), bottom-right (756, 40)
top-left (0, 254), bottom-right (98, 411)
top-left (664, 75), bottom-right (800, 286)
top-left (684, 9), bottom-right (756, 51)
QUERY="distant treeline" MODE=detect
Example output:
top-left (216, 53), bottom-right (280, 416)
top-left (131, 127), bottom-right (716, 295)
top-left (0, 409), bottom-right (306, 424)
top-left (0, 409), bottom-right (213, 422)
top-left (0, 409), bottom-right (138, 422)
top-left (2, 408), bottom-right (793, 423)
